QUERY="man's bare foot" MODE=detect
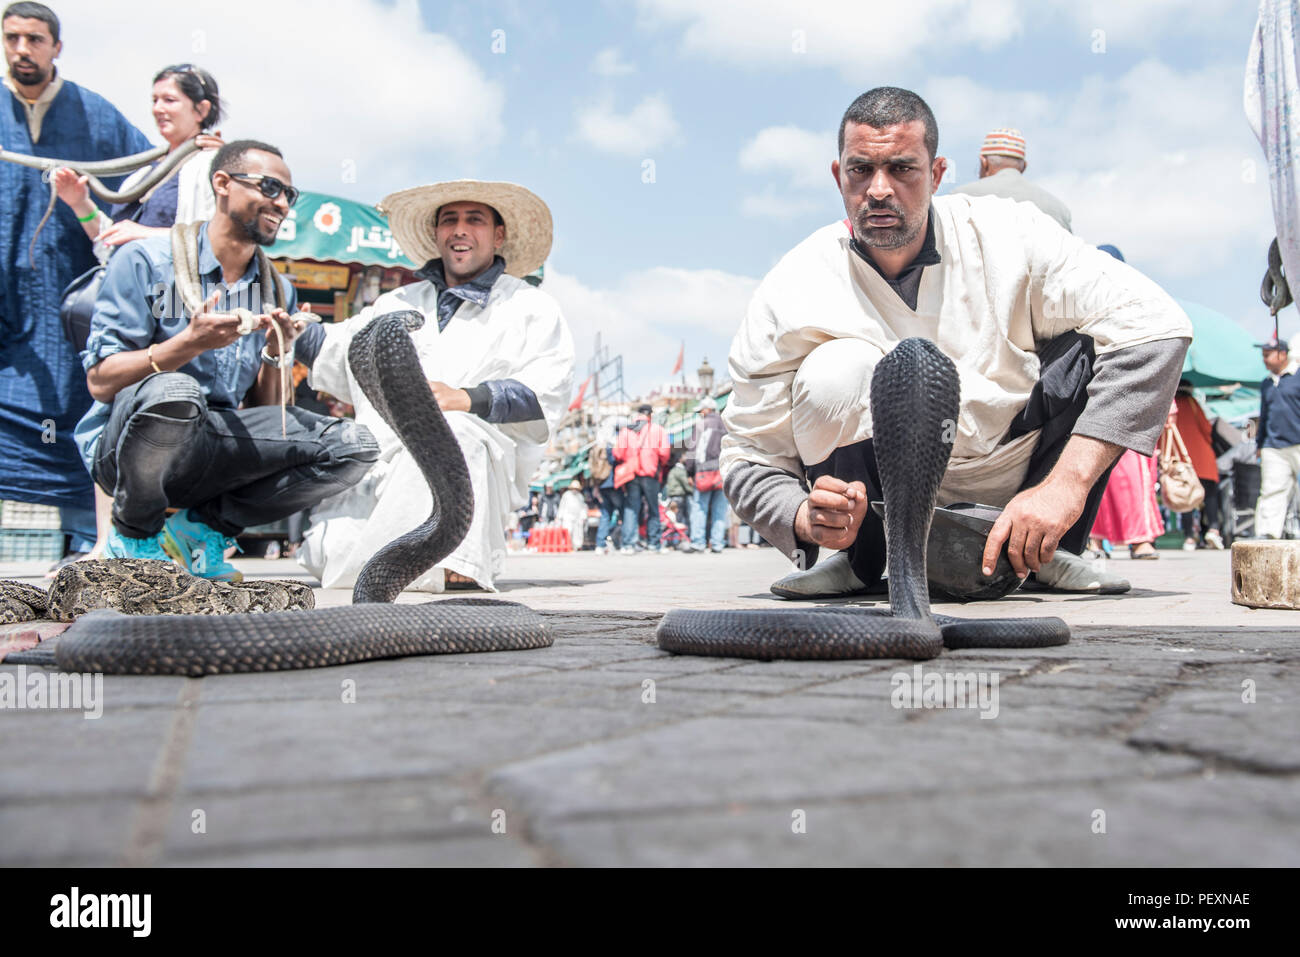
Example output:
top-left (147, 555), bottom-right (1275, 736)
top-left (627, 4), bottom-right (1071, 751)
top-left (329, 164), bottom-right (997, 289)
top-left (445, 570), bottom-right (481, 590)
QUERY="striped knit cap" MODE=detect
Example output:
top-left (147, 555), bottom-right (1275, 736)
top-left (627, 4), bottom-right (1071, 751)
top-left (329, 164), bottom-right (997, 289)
top-left (979, 128), bottom-right (1026, 161)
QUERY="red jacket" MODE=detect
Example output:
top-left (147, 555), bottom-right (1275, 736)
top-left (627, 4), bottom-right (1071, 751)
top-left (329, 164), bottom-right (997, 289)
top-left (614, 418), bottom-right (671, 478)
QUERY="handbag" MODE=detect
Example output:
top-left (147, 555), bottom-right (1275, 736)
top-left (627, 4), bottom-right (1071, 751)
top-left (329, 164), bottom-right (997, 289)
top-left (60, 201), bottom-right (151, 352)
top-left (1158, 424), bottom-right (1205, 513)
top-left (60, 263), bottom-right (105, 352)
top-left (613, 459), bottom-right (636, 489)
top-left (693, 468), bottom-right (723, 491)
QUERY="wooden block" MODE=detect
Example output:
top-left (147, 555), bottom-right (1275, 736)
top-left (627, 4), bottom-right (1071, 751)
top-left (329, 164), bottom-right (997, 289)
top-left (1230, 540), bottom-right (1300, 609)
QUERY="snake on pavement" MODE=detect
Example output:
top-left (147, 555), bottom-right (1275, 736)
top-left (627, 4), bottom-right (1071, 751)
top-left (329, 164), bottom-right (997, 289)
top-left (39, 311), bottom-right (551, 676)
top-left (656, 337), bottom-right (1070, 660)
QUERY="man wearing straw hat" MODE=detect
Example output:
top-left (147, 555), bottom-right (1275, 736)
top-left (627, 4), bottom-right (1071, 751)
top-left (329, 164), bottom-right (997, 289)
top-left (298, 180), bottom-right (574, 592)
top-left (950, 127), bottom-right (1072, 232)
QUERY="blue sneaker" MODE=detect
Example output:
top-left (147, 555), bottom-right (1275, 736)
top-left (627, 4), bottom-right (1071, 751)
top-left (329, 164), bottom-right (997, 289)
top-left (104, 527), bottom-right (174, 562)
top-left (162, 510), bottom-right (243, 582)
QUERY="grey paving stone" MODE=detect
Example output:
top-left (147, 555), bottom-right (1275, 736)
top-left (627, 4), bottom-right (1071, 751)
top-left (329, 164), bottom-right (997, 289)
top-left (1128, 664), bottom-right (1300, 771)
top-left (193, 657), bottom-right (553, 705)
top-left (174, 835), bottom-right (537, 866)
top-left (526, 773), bottom-right (1300, 867)
top-left (487, 717), bottom-right (1199, 822)
top-left (0, 705), bottom-right (173, 800)
top-left (0, 797), bottom-right (137, 865)
top-left (159, 777), bottom-right (489, 860)
top-left (180, 698), bottom-right (697, 792)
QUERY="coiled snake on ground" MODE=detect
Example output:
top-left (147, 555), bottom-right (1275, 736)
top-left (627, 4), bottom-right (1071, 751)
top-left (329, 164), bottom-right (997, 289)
top-left (656, 337), bottom-right (1070, 660)
top-left (38, 311), bottom-right (551, 675)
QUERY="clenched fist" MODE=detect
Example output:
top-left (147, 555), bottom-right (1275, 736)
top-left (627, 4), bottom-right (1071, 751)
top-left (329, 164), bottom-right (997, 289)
top-left (794, 475), bottom-right (869, 551)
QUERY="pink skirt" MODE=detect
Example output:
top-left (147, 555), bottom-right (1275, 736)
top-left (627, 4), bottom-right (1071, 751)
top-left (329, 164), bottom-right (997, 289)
top-left (1091, 449), bottom-right (1166, 545)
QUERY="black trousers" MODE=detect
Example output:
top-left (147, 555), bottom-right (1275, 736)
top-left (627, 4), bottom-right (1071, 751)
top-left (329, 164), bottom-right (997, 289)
top-left (93, 372), bottom-right (379, 539)
top-left (806, 333), bottom-right (1116, 591)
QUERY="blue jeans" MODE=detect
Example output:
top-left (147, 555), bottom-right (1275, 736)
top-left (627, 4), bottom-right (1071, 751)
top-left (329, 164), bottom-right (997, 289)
top-left (595, 486), bottom-right (623, 547)
top-left (622, 475), bottom-right (660, 550)
top-left (690, 487), bottom-right (728, 550)
top-left (93, 372), bottom-right (379, 538)
top-left (59, 503), bottom-right (98, 553)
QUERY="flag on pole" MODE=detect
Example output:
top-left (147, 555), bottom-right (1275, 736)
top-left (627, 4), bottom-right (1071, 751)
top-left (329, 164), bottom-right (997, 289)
top-left (568, 375), bottom-right (591, 411)
top-left (671, 341), bottom-right (684, 376)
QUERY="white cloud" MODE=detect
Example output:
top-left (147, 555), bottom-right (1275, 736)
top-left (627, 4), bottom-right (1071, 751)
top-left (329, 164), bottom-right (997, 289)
top-left (737, 125), bottom-right (837, 219)
top-left (591, 47), bottom-right (636, 76)
top-left (928, 60), bottom-right (1273, 278)
top-left (545, 265), bottom-right (759, 395)
top-left (739, 125), bottom-right (833, 190)
top-left (635, 0), bottom-right (1248, 75)
top-left (740, 187), bottom-right (825, 220)
top-left (575, 94), bottom-right (680, 156)
top-left (1061, 0), bottom-right (1245, 39)
top-left (635, 0), bottom-right (1026, 79)
top-left (54, 0), bottom-right (504, 199)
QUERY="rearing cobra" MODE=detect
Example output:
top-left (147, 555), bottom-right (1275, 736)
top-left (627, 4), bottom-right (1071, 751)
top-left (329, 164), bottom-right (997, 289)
top-left (34, 311), bottom-right (552, 675)
top-left (655, 337), bottom-right (1070, 659)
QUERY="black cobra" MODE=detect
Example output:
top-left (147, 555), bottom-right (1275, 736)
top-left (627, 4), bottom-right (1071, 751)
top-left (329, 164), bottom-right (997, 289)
top-left (46, 312), bottom-right (551, 675)
top-left (656, 337), bottom-right (1070, 660)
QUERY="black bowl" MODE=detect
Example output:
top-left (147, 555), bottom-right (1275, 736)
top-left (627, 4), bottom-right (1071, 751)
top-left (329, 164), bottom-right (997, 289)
top-left (871, 501), bottom-right (1023, 602)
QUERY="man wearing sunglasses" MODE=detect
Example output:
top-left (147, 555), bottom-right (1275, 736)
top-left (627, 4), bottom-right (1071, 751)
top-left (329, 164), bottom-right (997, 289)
top-left (73, 139), bottom-right (379, 580)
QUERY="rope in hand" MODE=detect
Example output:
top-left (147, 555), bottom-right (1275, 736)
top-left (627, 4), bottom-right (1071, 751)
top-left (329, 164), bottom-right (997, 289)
top-left (169, 222), bottom-right (319, 437)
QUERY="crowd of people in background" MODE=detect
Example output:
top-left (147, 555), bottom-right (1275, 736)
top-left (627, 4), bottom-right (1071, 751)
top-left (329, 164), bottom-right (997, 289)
top-left (512, 396), bottom-right (764, 555)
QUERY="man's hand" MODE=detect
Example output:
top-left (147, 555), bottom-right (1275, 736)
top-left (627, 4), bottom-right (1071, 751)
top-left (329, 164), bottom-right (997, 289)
top-left (980, 477), bottom-right (1090, 578)
top-left (181, 291), bottom-right (243, 352)
top-left (980, 435), bottom-right (1122, 578)
top-left (794, 475), bottom-right (869, 551)
top-left (261, 304), bottom-right (309, 356)
top-left (428, 380), bottom-right (471, 413)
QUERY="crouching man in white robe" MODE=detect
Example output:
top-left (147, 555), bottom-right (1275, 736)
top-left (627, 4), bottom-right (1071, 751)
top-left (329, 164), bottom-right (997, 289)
top-left (296, 180), bottom-right (574, 591)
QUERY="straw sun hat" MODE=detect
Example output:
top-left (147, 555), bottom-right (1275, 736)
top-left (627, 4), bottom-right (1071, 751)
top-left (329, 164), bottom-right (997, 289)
top-left (378, 180), bottom-right (553, 278)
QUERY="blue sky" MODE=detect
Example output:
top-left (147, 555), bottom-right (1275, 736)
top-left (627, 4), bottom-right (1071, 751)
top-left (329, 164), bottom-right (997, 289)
top-left (60, 0), bottom-right (1275, 396)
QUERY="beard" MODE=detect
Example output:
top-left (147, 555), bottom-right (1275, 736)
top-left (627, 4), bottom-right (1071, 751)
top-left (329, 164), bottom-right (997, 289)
top-left (230, 208), bottom-right (279, 246)
top-left (9, 59), bottom-right (48, 86)
top-left (852, 198), bottom-right (925, 250)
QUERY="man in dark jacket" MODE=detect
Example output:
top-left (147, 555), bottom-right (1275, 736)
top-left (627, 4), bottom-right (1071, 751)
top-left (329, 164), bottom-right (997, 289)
top-left (684, 396), bottom-right (728, 552)
top-left (1256, 335), bottom-right (1300, 537)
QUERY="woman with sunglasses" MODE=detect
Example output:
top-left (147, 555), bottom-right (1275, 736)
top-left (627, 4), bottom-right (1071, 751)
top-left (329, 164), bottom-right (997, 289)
top-left (52, 64), bottom-right (225, 256)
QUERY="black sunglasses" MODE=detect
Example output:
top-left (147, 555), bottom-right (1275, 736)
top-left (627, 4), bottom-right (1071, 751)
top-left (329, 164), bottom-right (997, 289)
top-left (229, 173), bottom-right (300, 207)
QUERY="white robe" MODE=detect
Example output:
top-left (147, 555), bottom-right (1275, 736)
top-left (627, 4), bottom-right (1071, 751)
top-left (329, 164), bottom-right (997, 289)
top-left (297, 273), bottom-right (575, 591)
top-left (556, 489), bottom-right (588, 551)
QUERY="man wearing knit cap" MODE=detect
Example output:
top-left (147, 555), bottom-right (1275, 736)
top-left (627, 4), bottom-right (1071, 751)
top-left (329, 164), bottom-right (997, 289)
top-left (951, 127), bottom-right (1073, 231)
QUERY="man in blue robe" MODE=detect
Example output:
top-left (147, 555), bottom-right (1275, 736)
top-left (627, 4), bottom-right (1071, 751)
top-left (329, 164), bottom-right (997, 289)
top-left (0, 3), bottom-right (150, 557)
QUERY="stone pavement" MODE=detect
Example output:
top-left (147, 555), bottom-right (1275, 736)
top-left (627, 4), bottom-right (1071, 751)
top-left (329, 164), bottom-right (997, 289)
top-left (1, 546), bottom-right (1297, 866)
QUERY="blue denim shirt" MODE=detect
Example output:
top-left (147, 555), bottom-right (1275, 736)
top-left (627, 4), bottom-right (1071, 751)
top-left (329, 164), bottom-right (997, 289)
top-left (73, 223), bottom-right (296, 471)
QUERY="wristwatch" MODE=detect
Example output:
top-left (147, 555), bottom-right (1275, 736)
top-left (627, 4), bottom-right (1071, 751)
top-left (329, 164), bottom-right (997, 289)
top-left (260, 346), bottom-right (294, 369)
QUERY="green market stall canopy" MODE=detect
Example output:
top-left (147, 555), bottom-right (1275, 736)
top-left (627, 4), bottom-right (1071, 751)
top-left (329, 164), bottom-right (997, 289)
top-left (271, 191), bottom-right (417, 268)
